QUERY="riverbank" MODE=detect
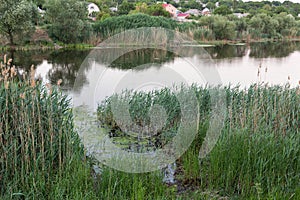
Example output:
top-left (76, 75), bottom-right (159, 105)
top-left (0, 43), bottom-right (94, 51)
top-left (2, 37), bottom-right (300, 51)
top-left (198, 37), bottom-right (300, 46)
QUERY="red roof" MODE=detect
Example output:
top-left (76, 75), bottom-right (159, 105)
top-left (162, 3), bottom-right (168, 8)
top-left (177, 13), bottom-right (190, 17)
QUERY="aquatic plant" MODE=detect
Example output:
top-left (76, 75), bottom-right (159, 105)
top-left (0, 56), bottom-right (95, 199)
top-left (98, 83), bottom-right (300, 198)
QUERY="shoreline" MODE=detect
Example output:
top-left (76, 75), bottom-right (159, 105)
top-left (1, 38), bottom-right (300, 51)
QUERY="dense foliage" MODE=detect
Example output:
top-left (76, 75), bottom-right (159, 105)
top-left (2, 0), bottom-right (300, 44)
top-left (45, 0), bottom-right (92, 44)
top-left (93, 13), bottom-right (196, 39)
top-left (0, 0), bottom-right (36, 45)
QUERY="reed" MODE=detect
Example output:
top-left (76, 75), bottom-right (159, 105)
top-left (1, 53), bottom-right (298, 199)
top-left (95, 166), bottom-right (175, 200)
top-left (0, 56), bottom-right (95, 199)
top-left (98, 83), bottom-right (300, 199)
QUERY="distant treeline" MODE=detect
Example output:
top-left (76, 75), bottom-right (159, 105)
top-left (2, 0), bottom-right (300, 46)
top-left (94, 13), bottom-right (300, 41)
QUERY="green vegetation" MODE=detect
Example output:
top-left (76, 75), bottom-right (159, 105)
top-left (130, 2), bottom-right (171, 17)
top-left (0, 53), bottom-right (299, 199)
top-left (0, 0), bottom-right (37, 46)
top-left (1, 0), bottom-right (300, 199)
top-left (1, 0), bottom-right (300, 48)
top-left (97, 84), bottom-right (300, 199)
top-left (0, 57), bottom-right (96, 199)
top-left (93, 12), bottom-right (300, 42)
top-left (93, 14), bottom-right (194, 40)
top-left (213, 5), bottom-right (233, 16)
top-left (44, 0), bottom-right (93, 44)
top-left (2, 0), bottom-right (300, 47)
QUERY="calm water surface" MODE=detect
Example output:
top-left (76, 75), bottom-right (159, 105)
top-left (1, 41), bottom-right (299, 108)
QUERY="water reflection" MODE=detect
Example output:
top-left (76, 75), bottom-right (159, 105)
top-left (0, 41), bottom-right (299, 95)
top-left (205, 44), bottom-right (248, 59)
top-left (109, 49), bottom-right (175, 69)
top-left (46, 50), bottom-right (90, 91)
top-left (249, 41), bottom-right (300, 58)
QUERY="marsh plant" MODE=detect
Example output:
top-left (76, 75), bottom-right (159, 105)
top-left (98, 84), bottom-right (300, 199)
top-left (0, 54), bottom-right (299, 199)
top-left (0, 56), bottom-right (95, 199)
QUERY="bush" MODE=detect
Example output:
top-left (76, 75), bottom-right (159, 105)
top-left (93, 14), bottom-right (195, 40)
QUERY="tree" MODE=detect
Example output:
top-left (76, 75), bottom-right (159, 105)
top-left (130, 3), bottom-right (170, 18)
top-left (200, 15), bottom-right (236, 40)
top-left (118, 1), bottom-right (135, 15)
top-left (45, 0), bottom-right (92, 44)
top-left (212, 16), bottom-right (236, 40)
top-left (129, 2), bottom-right (148, 15)
top-left (235, 18), bottom-right (248, 39)
top-left (97, 6), bottom-right (112, 21)
top-left (0, 0), bottom-right (35, 46)
top-left (146, 4), bottom-right (171, 17)
top-left (274, 6), bottom-right (288, 14)
top-left (206, 2), bottom-right (216, 11)
top-left (213, 5), bottom-right (233, 16)
top-left (275, 13), bottom-right (296, 37)
top-left (249, 14), bottom-right (278, 38)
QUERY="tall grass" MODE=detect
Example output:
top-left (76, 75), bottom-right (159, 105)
top-left (1, 53), bottom-right (299, 199)
top-left (95, 167), bottom-right (175, 200)
top-left (198, 85), bottom-right (300, 198)
top-left (0, 56), bottom-right (96, 199)
top-left (98, 84), bottom-right (300, 199)
top-left (93, 14), bottom-right (197, 40)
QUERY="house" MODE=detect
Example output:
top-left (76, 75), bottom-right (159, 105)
top-left (87, 3), bottom-right (100, 19)
top-left (185, 9), bottom-right (201, 16)
top-left (162, 3), bottom-right (178, 17)
top-left (201, 8), bottom-right (211, 16)
top-left (177, 13), bottom-right (190, 20)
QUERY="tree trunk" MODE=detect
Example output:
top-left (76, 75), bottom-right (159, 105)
top-left (8, 30), bottom-right (14, 47)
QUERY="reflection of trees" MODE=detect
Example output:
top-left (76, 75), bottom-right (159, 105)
top-left (2, 41), bottom-right (299, 93)
top-left (108, 48), bottom-right (175, 69)
top-left (171, 46), bottom-right (212, 59)
top-left (89, 46), bottom-right (213, 69)
top-left (47, 50), bottom-right (91, 91)
top-left (0, 50), bottom-right (48, 70)
top-left (205, 45), bottom-right (248, 59)
top-left (249, 41), bottom-right (300, 58)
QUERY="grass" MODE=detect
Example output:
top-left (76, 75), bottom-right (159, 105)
top-left (0, 57), bottom-right (96, 199)
top-left (98, 84), bottom-right (300, 199)
top-left (0, 54), bottom-right (299, 199)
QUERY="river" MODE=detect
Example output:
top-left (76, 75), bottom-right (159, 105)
top-left (1, 41), bottom-right (299, 109)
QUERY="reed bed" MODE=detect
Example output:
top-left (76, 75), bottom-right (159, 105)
top-left (0, 56), bottom-right (95, 199)
top-left (93, 14), bottom-right (197, 41)
top-left (1, 52), bottom-right (299, 199)
top-left (98, 84), bottom-right (300, 199)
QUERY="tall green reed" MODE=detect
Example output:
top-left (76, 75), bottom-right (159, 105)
top-left (98, 83), bottom-right (300, 199)
top-left (0, 56), bottom-right (94, 199)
